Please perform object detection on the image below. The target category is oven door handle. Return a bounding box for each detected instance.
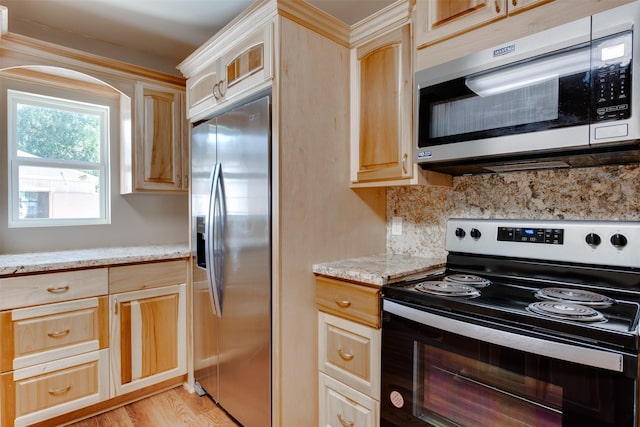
[383,299,625,372]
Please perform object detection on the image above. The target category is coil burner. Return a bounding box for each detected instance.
[415,281,481,298]
[444,274,492,288]
[527,301,606,323]
[535,287,615,308]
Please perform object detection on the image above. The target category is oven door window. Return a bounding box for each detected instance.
[381,310,636,427]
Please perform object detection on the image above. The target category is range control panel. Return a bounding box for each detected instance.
[446,219,640,268]
[497,227,564,245]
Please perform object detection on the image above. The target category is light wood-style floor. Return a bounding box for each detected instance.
[67,387,239,427]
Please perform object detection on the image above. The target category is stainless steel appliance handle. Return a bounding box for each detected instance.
[383,299,624,372]
[205,163,224,317]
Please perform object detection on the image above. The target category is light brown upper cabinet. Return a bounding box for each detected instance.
[415,0,553,48]
[121,82,188,193]
[350,5,451,188]
[352,25,412,185]
[185,22,272,121]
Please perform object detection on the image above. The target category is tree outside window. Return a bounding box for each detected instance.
[7,90,110,227]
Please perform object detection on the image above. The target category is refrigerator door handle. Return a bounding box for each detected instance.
[205,163,225,317]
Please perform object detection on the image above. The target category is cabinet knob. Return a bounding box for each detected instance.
[46,285,70,294]
[495,1,501,13]
[218,80,227,98]
[48,329,71,338]
[512,0,517,7]
[402,153,408,174]
[337,348,354,361]
[337,413,355,427]
[48,385,71,396]
[334,298,352,308]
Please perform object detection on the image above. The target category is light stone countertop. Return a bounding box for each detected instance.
[312,253,446,287]
[0,244,191,276]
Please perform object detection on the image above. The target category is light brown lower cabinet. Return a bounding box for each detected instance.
[0,259,188,427]
[316,277,381,427]
[1,350,110,427]
[109,283,187,396]
[319,373,378,427]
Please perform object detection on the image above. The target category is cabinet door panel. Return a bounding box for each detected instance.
[119,293,179,383]
[110,283,186,396]
[353,25,413,184]
[2,350,109,427]
[508,0,554,15]
[319,373,378,427]
[10,297,108,370]
[319,312,381,399]
[15,360,99,416]
[124,82,187,193]
[142,89,176,184]
[416,0,506,48]
[188,67,219,112]
[316,276,380,328]
[108,259,186,294]
[0,268,108,310]
[359,43,400,170]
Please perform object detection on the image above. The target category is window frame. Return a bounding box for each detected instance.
[7,89,111,227]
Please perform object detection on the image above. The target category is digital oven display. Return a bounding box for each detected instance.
[497,227,564,244]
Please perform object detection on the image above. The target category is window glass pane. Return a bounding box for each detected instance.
[18,165,101,219]
[15,103,101,162]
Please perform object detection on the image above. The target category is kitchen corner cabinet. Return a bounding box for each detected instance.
[186,21,273,121]
[316,276,381,427]
[350,8,451,188]
[109,261,187,396]
[0,269,110,427]
[121,82,189,194]
[415,0,553,49]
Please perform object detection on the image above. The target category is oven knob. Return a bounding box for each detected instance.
[470,228,481,239]
[455,227,466,238]
[610,233,628,249]
[585,233,601,247]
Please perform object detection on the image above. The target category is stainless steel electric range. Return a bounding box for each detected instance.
[381,218,640,427]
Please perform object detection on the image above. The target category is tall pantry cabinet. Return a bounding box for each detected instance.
[177,1,387,426]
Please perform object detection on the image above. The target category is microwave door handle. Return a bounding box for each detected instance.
[205,163,224,317]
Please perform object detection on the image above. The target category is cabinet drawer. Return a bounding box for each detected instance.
[1,297,109,372]
[319,373,378,427]
[319,312,380,399]
[0,268,108,310]
[109,259,187,293]
[316,276,380,328]
[1,349,109,427]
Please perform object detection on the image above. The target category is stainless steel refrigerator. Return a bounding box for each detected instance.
[191,94,271,427]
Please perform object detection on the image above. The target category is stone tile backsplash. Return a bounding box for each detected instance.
[387,164,640,259]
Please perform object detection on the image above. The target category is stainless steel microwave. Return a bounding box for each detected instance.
[415,2,640,175]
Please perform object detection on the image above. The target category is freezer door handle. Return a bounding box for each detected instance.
[205,163,226,317]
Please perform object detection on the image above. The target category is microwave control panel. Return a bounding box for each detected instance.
[592,31,633,122]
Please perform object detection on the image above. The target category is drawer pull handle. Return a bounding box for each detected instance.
[337,348,354,361]
[48,329,71,338]
[48,385,71,396]
[47,285,70,294]
[334,298,351,308]
[337,413,354,427]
